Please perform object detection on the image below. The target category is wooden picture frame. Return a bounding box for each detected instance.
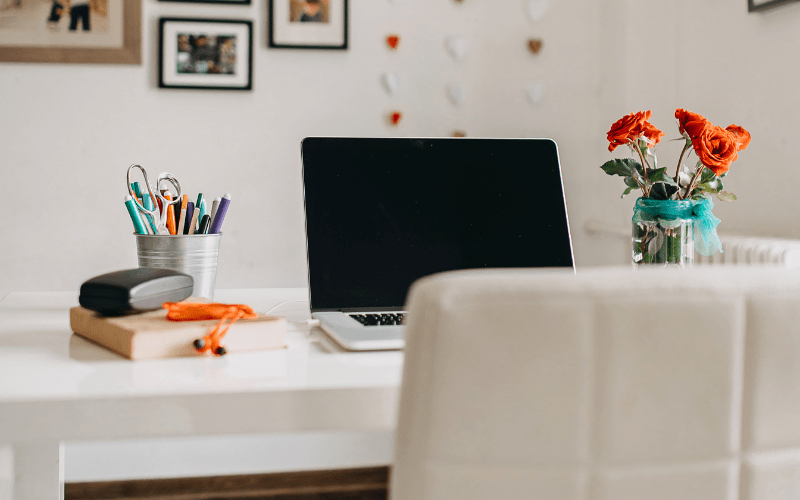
[748,0,799,11]
[0,0,141,64]
[158,17,253,91]
[268,0,348,50]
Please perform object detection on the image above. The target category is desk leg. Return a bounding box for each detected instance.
[13,442,64,500]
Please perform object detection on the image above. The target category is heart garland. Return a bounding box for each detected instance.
[381,72,400,95]
[526,0,549,22]
[444,36,469,61]
[386,35,400,50]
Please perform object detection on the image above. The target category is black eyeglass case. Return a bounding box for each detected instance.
[79,268,194,315]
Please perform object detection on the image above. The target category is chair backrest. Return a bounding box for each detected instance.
[391,266,800,500]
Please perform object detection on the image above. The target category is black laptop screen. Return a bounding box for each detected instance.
[302,138,573,311]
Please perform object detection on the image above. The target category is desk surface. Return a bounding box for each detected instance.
[0,289,404,442]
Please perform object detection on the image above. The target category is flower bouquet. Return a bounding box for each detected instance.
[601,109,751,266]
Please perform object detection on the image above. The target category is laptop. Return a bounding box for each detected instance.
[301,137,574,351]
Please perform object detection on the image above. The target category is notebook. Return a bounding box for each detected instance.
[301,137,574,351]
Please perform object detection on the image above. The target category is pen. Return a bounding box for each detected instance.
[188,206,200,235]
[198,214,211,234]
[184,201,195,235]
[124,195,148,235]
[199,197,208,221]
[210,197,221,227]
[164,190,177,235]
[209,193,231,234]
[177,195,188,235]
[141,189,159,234]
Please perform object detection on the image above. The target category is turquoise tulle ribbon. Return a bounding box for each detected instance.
[631,197,722,257]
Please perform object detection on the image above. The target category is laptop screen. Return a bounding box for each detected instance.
[302,137,573,311]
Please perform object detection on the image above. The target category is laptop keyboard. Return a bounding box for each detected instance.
[350,313,406,326]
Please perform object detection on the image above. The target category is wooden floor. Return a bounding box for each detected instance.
[64,466,390,500]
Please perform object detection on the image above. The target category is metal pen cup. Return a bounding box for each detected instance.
[134,233,221,300]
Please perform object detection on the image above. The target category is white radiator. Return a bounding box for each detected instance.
[695,236,800,267]
[585,221,800,268]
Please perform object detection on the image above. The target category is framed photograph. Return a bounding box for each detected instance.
[159,18,253,91]
[269,0,347,50]
[748,0,799,11]
[0,0,140,64]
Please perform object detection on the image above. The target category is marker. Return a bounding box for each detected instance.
[164,191,176,235]
[209,193,231,234]
[177,195,188,235]
[173,197,181,233]
[196,193,205,217]
[197,214,211,234]
[124,195,148,235]
[199,197,208,221]
[210,197,221,226]
[184,201,194,235]
[188,207,201,235]
[141,189,159,234]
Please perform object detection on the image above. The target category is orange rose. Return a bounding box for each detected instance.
[607,110,651,152]
[675,108,709,139]
[726,124,751,151]
[640,121,665,148]
[692,125,740,176]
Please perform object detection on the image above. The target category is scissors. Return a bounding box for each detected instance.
[126,164,182,235]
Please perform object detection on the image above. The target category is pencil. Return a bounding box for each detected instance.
[188,207,200,235]
[177,195,188,235]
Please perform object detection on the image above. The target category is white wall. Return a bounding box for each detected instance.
[609,0,800,241]
[0,0,608,300]
[3,0,800,482]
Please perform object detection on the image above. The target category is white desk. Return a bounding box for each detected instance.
[0,289,404,499]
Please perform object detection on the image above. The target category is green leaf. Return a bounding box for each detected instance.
[648,167,678,186]
[624,176,639,188]
[649,183,669,200]
[621,186,636,198]
[699,166,716,184]
[716,191,738,202]
[601,159,641,177]
[697,183,718,194]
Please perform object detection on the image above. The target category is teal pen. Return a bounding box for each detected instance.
[197,194,207,220]
[132,182,143,201]
[140,187,159,234]
[124,195,148,235]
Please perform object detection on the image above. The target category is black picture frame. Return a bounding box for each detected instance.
[268,0,348,50]
[158,17,253,91]
[748,0,799,11]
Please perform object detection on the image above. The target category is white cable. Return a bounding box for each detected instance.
[265,299,308,315]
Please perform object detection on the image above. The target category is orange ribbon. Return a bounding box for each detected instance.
[163,302,257,356]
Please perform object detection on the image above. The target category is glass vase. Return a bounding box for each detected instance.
[632,216,694,267]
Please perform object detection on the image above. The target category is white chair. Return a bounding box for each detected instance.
[391,266,800,500]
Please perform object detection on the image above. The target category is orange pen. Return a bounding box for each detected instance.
[164,192,177,235]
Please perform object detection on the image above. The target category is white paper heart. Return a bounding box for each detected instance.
[381,72,400,95]
[445,36,469,62]
[447,82,465,106]
[527,0,549,22]
[525,82,546,106]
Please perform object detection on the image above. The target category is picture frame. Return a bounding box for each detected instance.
[268,0,348,50]
[0,0,140,64]
[158,17,253,91]
[748,0,799,11]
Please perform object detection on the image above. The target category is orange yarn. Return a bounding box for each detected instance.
[163,302,257,356]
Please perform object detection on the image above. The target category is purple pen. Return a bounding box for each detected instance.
[184,201,194,235]
[209,193,230,234]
